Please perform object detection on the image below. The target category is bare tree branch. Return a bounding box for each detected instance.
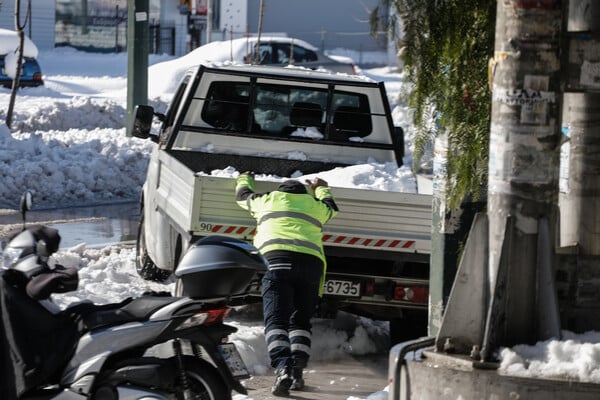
[6,0,29,128]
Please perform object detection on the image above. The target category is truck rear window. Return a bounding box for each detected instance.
[198,81,373,141]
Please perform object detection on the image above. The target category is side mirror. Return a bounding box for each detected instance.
[129,105,156,140]
[394,126,405,166]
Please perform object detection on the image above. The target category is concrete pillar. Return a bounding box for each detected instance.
[485,0,562,352]
[559,0,600,255]
[560,94,600,254]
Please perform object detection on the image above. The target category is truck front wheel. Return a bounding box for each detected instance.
[136,213,171,282]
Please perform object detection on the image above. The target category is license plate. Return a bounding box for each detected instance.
[324,279,361,297]
[219,343,250,379]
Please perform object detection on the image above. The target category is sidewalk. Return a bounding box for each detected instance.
[240,354,388,400]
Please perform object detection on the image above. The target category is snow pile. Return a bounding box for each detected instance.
[499,331,600,383]
[2,43,600,395]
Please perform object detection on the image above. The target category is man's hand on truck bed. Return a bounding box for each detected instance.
[306,177,328,190]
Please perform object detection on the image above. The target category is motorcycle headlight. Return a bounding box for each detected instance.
[1,230,38,271]
[2,245,25,270]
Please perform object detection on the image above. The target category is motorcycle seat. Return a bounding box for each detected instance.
[66,293,179,333]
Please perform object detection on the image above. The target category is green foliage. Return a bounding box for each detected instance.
[372,0,496,207]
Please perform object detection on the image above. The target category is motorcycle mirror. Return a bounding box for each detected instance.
[20,191,33,228]
[36,239,49,260]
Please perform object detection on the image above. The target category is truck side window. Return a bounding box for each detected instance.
[332,106,372,138]
[330,93,372,139]
[160,76,189,144]
[202,82,251,132]
[253,85,290,135]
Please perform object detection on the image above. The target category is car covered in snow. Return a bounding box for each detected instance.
[241,36,357,75]
[149,36,358,97]
[0,29,44,88]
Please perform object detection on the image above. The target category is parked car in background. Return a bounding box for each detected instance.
[0,28,44,88]
[148,35,359,97]
[243,37,357,75]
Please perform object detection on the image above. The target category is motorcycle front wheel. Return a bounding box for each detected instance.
[174,356,232,400]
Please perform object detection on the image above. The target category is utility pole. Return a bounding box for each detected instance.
[126,0,149,137]
[254,0,264,64]
[6,0,27,129]
[434,0,564,359]
[482,0,563,359]
[82,0,88,34]
[206,0,212,43]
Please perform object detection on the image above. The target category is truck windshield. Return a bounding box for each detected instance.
[198,81,373,141]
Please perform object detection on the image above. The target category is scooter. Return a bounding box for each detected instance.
[0,191,267,399]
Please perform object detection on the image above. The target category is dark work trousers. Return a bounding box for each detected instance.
[262,250,324,372]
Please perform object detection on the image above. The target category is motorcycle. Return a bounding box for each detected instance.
[0,191,267,399]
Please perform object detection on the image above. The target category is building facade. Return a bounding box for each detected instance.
[0,0,387,62]
[0,0,57,51]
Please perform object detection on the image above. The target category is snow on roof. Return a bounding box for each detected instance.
[0,28,38,58]
[198,63,374,83]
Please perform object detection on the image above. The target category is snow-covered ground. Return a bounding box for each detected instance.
[2,39,600,398]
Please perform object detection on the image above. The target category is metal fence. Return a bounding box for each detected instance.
[149,25,175,55]
[55,12,175,55]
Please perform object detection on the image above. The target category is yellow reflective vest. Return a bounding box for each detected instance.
[235,174,339,292]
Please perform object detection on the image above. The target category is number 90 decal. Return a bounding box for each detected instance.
[199,223,214,231]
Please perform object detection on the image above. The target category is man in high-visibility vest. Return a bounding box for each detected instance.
[235,172,339,397]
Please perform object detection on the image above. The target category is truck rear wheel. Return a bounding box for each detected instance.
[136,213,171,282]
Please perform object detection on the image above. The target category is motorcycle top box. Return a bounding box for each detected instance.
[175,235,267,299]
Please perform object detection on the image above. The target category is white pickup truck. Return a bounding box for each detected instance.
[130,64,432,341]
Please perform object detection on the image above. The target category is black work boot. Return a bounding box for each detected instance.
[271,367,293,397]
[290,367,305,390]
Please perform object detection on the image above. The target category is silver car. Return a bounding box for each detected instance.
[243,37,357,75]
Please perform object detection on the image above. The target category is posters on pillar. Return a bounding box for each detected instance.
[580,61,600,89]
[492,75,555,126]
[559,127,570,194]
[520,75,550,125]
